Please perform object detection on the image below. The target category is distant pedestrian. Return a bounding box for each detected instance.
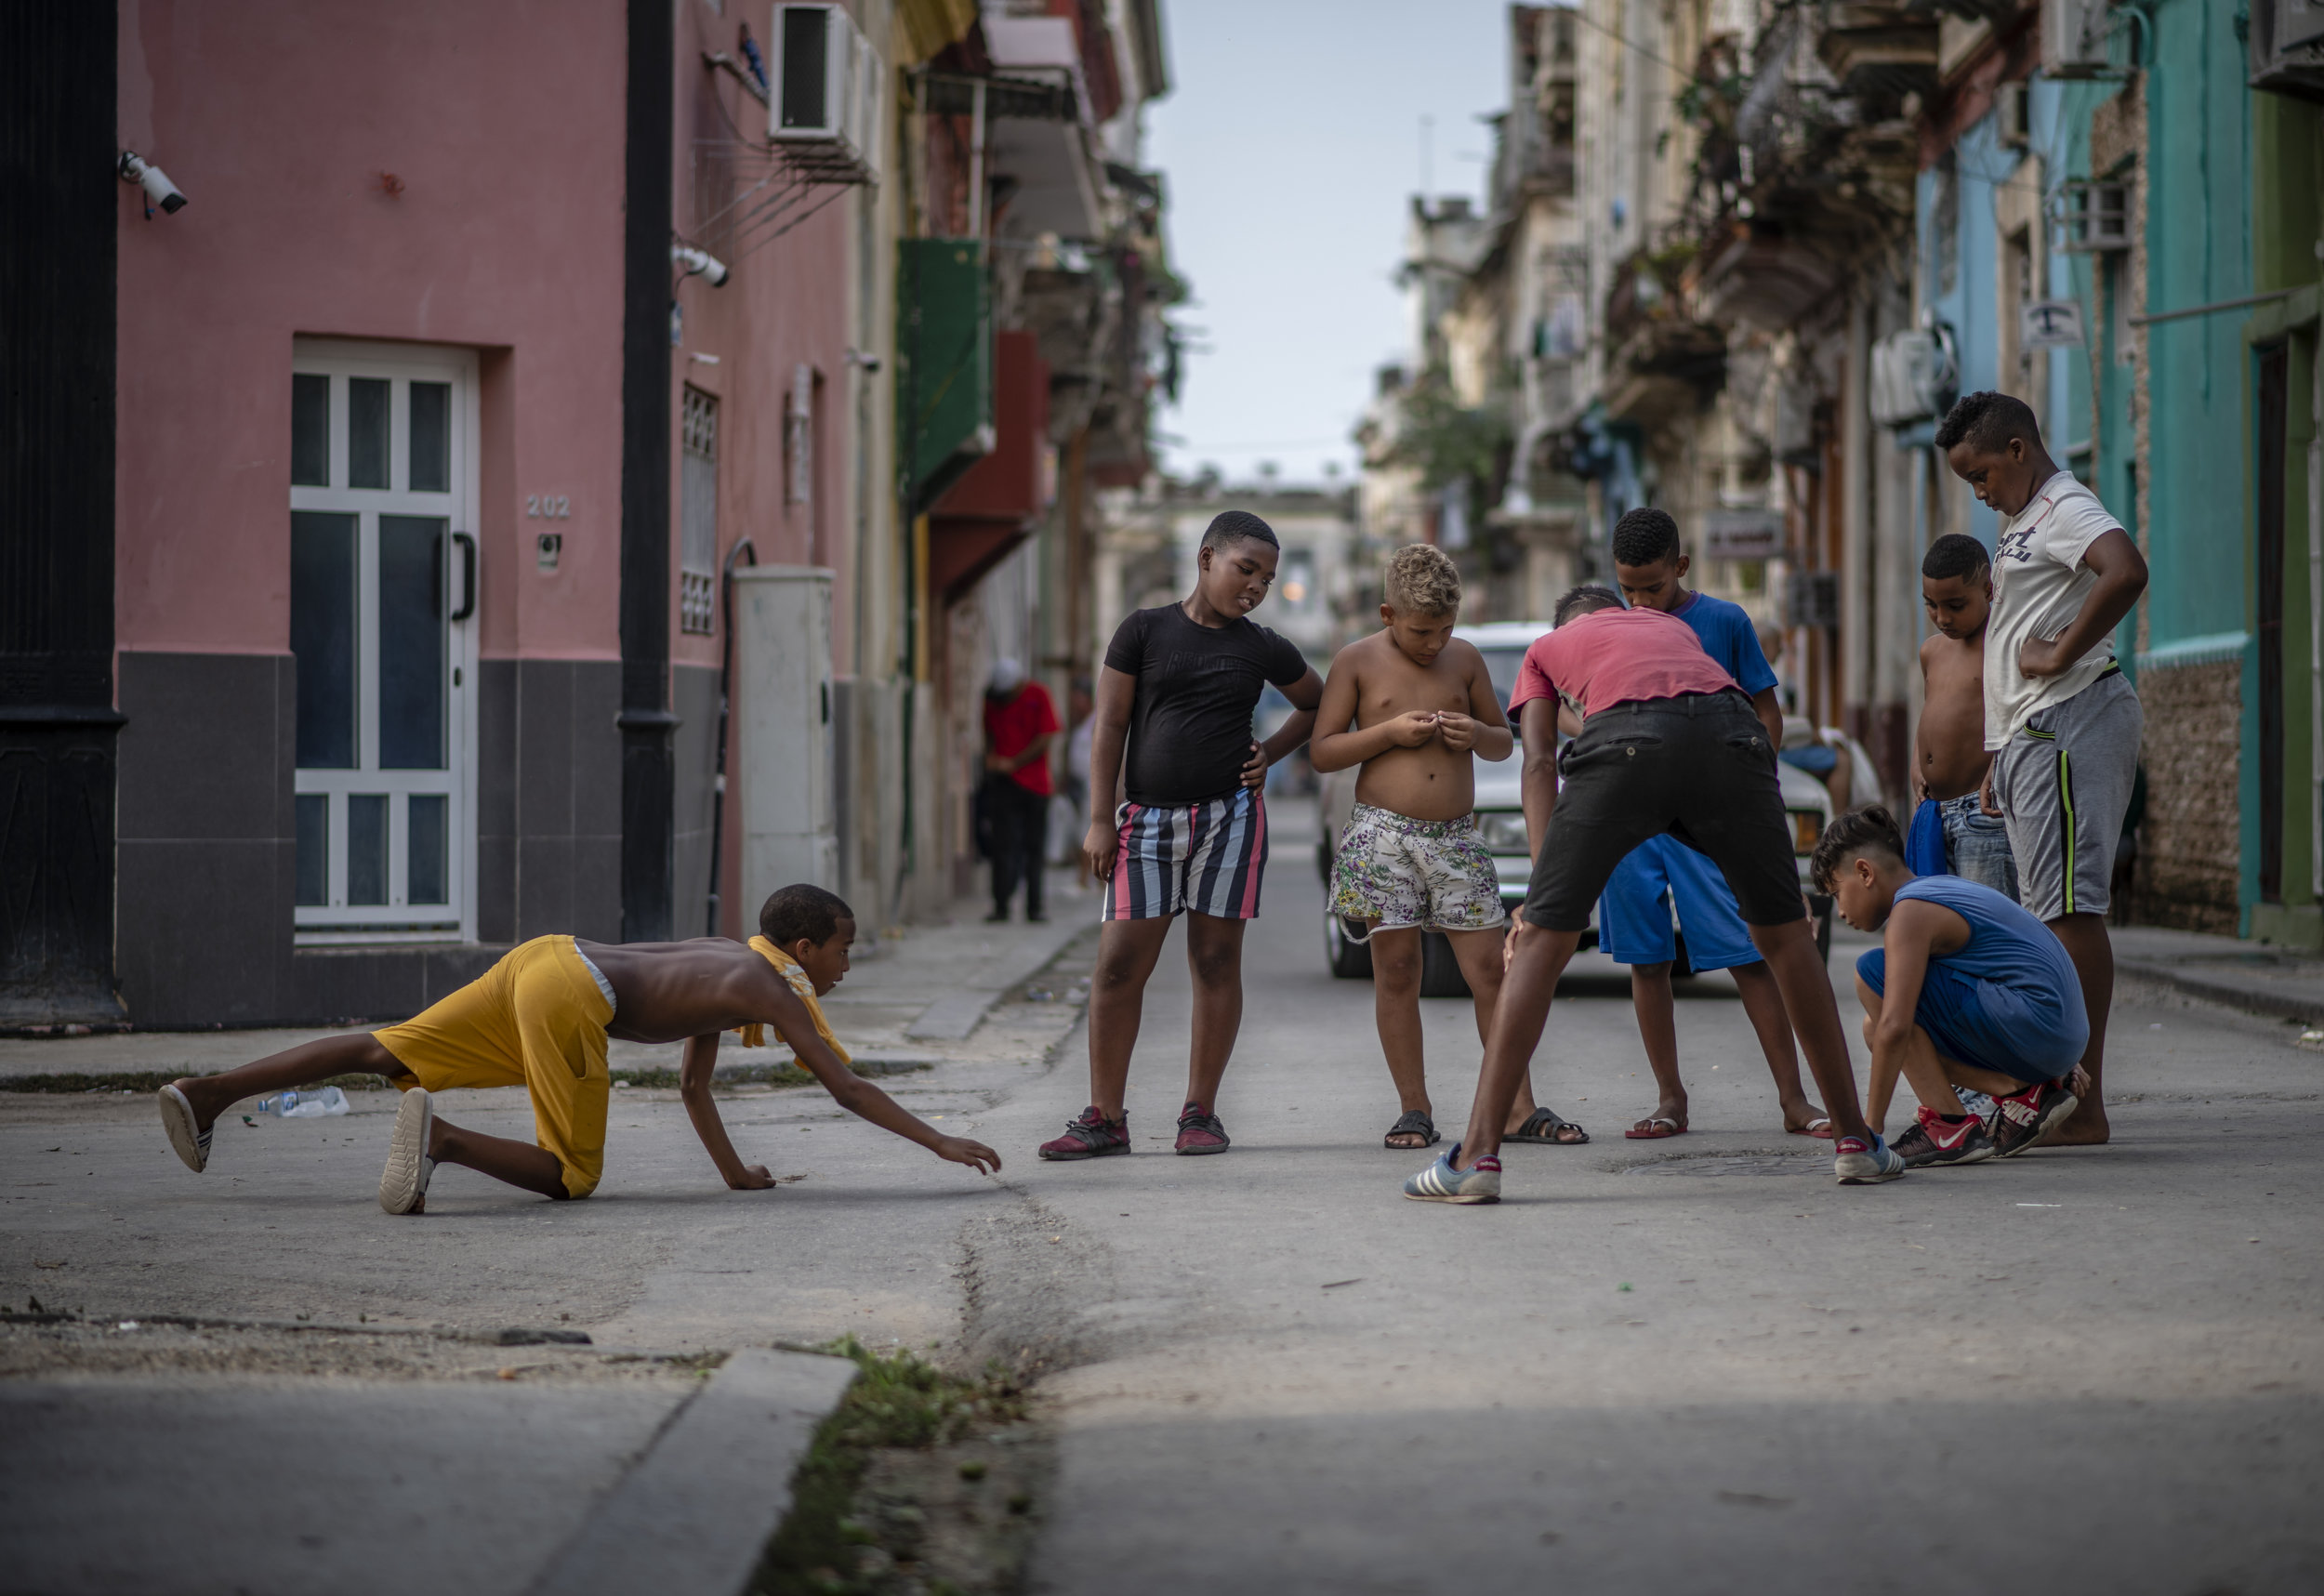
[1603,508,1831,1142]
[982,658,1059,923]
[1938,390,2149,1146]
[1816,807,2087,1167]
[1040,510,1324,1161]
[1402,584,1899,1204]
[155,886,999,1210]
[1910,532,2019,899]
[1311,544,1584,1153]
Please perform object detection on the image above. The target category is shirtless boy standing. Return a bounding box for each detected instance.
[1312,545,1582,1151]
[1912,533,2018,899]
[155,884,1000,1212]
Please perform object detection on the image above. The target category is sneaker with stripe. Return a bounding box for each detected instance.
[1833,1132,1908,1184]
[1174,1101,1231,1154]
[1403,1143,1500,1204]
[1987,1079,2079,1157]
[1038,1106,1131,1161]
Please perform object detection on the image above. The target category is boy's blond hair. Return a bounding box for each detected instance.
[1383,543,1461,616]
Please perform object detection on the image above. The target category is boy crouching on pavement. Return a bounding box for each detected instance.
[156,884,1000,1212]
[1311,544,1584,1152]
[1816,808,2086,1167]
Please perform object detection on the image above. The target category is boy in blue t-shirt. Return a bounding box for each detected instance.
[1813,806,2087,1167]
[1604,509,1829,1140]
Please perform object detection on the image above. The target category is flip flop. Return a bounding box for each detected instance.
[1789,1116,1835,1140]
[1623,1115,1686,1141]
[1383,1109,1439,1150]
[1507,1107,1590,1145]
[157,1084,211,1173]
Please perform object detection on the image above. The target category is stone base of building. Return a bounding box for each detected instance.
[2132,657,2240,933]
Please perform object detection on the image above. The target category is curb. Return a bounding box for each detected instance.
[905,917,1088,1042]
[526,1346,857,1596]
[2116,959,2324,1026]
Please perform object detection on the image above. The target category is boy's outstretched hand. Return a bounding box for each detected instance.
[935,1135,1003,1174]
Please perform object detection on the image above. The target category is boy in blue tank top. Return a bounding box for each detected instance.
[1812,807,2088,1167]
[1603,508,1830,1141]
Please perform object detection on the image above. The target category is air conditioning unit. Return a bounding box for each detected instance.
[770,3,883,184]
[1869,327,1958,427]
[2042,0,2113,77]
[2057,181,2131,252]
[2250,0,2324,98]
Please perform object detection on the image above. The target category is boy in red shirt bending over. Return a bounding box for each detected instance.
[1402,586,1903,1203]
[983,657,1060,923]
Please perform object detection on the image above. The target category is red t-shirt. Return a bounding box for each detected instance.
[1507,606,1737,721]
[984,681,1060,795]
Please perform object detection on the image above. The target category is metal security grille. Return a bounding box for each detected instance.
[680,386,719,635]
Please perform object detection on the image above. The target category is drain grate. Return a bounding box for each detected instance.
[1625,1154,1818,1178]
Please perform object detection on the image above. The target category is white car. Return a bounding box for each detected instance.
[1317,620,1836,994]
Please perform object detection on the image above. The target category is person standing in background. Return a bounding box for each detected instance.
[983,658,1059,924]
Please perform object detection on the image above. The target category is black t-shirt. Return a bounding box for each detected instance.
[1103,604,1310,806]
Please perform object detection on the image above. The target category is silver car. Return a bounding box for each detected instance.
[1317,620,1836,994]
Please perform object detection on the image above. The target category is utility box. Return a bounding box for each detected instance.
[733,566,838,905]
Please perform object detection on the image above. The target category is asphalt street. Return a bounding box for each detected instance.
[3,799,2320,1594]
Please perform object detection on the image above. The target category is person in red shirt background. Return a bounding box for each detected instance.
[983,657,1060,923]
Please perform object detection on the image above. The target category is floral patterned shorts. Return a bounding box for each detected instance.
[1330,803,1508,937]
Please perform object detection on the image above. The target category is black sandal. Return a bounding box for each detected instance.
[1507,1107,1590,1145]
[1383,1109,1439,1150]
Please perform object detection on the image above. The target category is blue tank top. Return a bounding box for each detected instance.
[1895,873,2088,1057]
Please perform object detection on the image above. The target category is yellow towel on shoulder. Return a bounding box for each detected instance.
[735,935,852,1066]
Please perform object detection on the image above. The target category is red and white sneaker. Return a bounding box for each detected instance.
[1987,1079,2079,1158]
[1890,1105,1997,1168]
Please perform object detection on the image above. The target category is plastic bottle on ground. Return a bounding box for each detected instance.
[255,1086,350,1118]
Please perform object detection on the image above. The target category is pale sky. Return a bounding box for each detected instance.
[1142,0,1513,487]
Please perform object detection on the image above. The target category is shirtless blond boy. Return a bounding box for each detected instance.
[1912,534,2018,899]
[156,884,999,1213]
[1311,545,1582,1151]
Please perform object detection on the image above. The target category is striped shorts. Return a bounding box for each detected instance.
[1103,788,1269,921]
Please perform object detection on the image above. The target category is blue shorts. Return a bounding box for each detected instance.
[1855,947,2079,1084]
[1780,744,1839,776]
[1597,835,1763,971]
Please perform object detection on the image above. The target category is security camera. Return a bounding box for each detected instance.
[671,244,729,286]
[118,151,187,214]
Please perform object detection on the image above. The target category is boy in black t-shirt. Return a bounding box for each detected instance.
[1039,511,1325,1160]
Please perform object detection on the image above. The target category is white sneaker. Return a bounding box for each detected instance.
[1403,1143,1502,1204]
[378,1088,436,1214]
[1833,1132,1908,1185]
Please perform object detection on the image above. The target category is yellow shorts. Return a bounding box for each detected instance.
[374,935,614,1198]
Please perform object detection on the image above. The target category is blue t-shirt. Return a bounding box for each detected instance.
[1860,874,2090,1073]
[1668,590,1777,696]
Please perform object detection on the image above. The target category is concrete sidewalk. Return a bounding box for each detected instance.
[2112,923,2324,1027]
[0,891,1097,1596]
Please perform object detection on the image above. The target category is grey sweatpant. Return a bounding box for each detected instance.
[1991,667,2141,922]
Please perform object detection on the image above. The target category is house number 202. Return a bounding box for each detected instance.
[527,495,572,519]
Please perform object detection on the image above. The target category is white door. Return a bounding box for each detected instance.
[288,339,480,943]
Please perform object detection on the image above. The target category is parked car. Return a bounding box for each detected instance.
[1317,621,1835,995]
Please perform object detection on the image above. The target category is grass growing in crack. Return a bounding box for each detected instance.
[756,1337,1029,1595]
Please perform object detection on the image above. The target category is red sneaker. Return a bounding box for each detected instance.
[1987,1079,2079,1158]
[1174,1101,1231,1155]
[1038,1106,1130,1161]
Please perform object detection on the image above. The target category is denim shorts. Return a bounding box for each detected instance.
[1939,793,2019,903]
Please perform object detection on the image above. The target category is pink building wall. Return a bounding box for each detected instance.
[112,0,630,668]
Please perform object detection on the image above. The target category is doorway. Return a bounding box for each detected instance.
[289,340,479,942]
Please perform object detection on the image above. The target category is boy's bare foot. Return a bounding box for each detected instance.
[2042,1101,2110,1145]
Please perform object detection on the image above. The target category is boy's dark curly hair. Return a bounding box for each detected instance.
[1810,805,1907,894]
[1610,507,1682,568]
[1934,389,2042,455]
[1921,532,1991,582]
[759,883,854,947]
[1553,583,1624,627]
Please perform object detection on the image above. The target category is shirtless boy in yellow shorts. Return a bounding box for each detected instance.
[1311,544,1584,1151]
[156,884,1000,1213]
